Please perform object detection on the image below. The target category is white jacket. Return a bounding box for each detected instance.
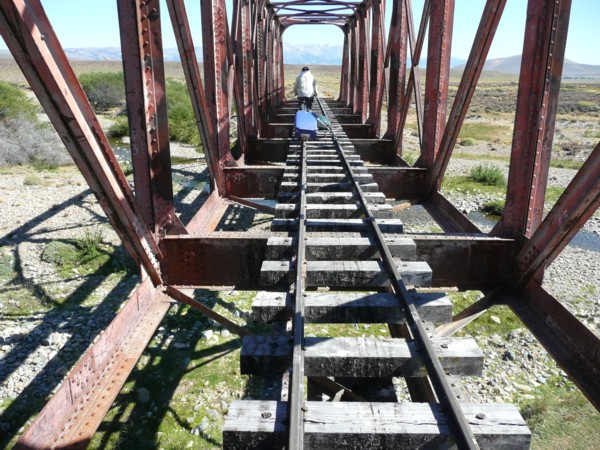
[293,70,318,97]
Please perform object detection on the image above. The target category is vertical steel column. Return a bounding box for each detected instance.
[384,0,407,142]
[516,141,600,284]
[0,0,161,283]
[493,0,572,239]
[398,0,429,150]
[339,26,350,104]
[233,0,256,140]
[367,0,386,136]
[202,0,237,175]
[420,0,454,168]
[167,0,219,190]
[256,10,268,129]
[356,6,370,123]
[267,14,277,114]
[428,0,507,191]
[117,0,182,236]
[349,19,358,111]
[277,24,285,104]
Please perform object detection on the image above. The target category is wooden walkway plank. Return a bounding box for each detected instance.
[251,291,452,324]
[223,401,531,449]
[241,335,483,377]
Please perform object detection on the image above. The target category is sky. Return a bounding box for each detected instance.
[0,0,599,65]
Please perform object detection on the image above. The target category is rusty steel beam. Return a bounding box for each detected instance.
[356,6,370,123]
[396,0,428,151]
[202,0,237,175]
[118,0,184,236]
[233,0,257,140]
[339,26,350,103]
[16,277,172,449]
[493,0,572,239]
[428,0,507,192]
[349,18,358,111]
[508,280,600,411]
[166,286,252,336]
[0,0,162,284]
[366,0,386,136]
[516,141,600,285]
[166,0,220,190]
[384,0,407,141]
[420,0,454,168]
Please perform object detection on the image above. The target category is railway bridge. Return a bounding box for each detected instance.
[0,0,598,448]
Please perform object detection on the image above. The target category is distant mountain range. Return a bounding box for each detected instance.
[2,46,599,78]
[456,54,600,79]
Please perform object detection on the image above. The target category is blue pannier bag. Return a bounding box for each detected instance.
[294,110,318,140]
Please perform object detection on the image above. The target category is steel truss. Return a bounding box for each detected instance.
[0,0,597,447]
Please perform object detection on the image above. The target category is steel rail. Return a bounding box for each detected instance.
[288,137,308,449]
[316,96,480,450]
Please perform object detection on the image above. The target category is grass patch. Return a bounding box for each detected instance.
[41,230,132,279]
[469,164,506,186]
[458,138,476,146]
[549,158,584,170]
[108,116,129,138]
[450,291,522,337]
[23,172,45,186]
[521,381,600,450]
[0,250,14,279]
[458,122,512,143]
[583,129,600,139]
[401,150,418,165]
[453,152,509,163]
[442,175,506,196]
[481,199,505,216]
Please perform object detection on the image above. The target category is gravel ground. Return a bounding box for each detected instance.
[0,142,599,441]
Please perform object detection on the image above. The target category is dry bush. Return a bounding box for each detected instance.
[0,119,70,168]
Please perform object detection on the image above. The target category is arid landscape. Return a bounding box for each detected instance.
[0,58,599,448]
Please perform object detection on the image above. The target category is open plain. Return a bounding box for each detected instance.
[0,60,599,448]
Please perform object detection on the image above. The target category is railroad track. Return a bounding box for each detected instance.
[223,99,530,449]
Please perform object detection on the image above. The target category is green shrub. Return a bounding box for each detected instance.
[42,241,79,268]
[166,80,201,146]
[469,164,505,186]
[108,116,129,138]
[23,173,44,186]
[574,101,598,112]
[481,199,505,216]
[79,72,125,111]
[0,81,37,121]
[459,138,476,146]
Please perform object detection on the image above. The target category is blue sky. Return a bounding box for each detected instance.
[1,0,599,65]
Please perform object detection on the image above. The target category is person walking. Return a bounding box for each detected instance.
[292,66,319,111]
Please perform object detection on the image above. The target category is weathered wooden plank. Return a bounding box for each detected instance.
[274,204,392,219]
[283,165,368,174]
[265,236,416,260]
[310,260,430,287]
[277,191,386,204]
[283,173,373,183]
[270,218,403,233]
[285,159,364,167]
[223,401,531,449]
[252,291,452,324]
[240,336,483,377]
[262,259,429,287]
[279,181,379,193]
